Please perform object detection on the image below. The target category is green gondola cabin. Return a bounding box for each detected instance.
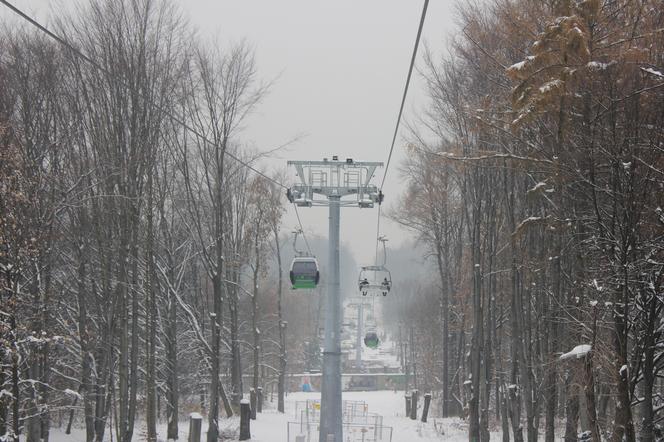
[289,257,320,289]
[364,332,379,349]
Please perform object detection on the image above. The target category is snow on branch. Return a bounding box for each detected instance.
[506,56,536,79]
[641,67,664,79]
[560,344,592,361]
[64,388,83,400]
[427,150,554,165]
[512,216,550,238]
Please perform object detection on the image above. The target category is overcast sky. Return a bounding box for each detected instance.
[2,0,458,265]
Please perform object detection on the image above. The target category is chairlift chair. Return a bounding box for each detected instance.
[358,265,392,296]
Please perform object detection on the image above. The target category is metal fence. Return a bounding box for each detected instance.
[293,400,368,420]
[286,421,393,442]
[299,409,384,428]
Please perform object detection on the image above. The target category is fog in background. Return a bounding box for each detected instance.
[1,0,458,265]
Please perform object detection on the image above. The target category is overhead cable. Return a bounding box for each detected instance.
[380,0,429,190]
[375,0,429,261]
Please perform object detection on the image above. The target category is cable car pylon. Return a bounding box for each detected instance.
[287,157,383,442]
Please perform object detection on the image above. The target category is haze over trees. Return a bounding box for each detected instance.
[1,0,663,441]
[0,4,361,440]
[0,0,325,440]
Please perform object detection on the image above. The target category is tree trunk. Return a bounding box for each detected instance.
[76,240,95,442]
[118,234,130,442]
[27,274,43,442]
[546,238,561,442]
[252,233,261,397]
[640,289,658,442]
[611,280,635,442]
[207,270,223,442]
[501,384,510,442]
[506,170,524,442]
[25,378,40,439]
[583,355,600,442]
[275,227,286,413]
[564,372,579,442]
[230,269,243,406]
[146,170,157,442]
[11,310,20,442]
[166,256,179,440]
[480,202,496,442]
[507,385,523,442]
[468,193,483,442]
[127,229,141,442]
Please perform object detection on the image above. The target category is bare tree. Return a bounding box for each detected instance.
[178,39,265,440]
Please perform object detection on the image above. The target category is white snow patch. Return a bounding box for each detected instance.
[528,181,547,193]
[539,79,563,94]
[46,390,531,442]
[514,216,545,233]
[27,335,46,344]
[189,412,203,419]
[508,56,535,72]
[560,344,592,361]
[642,67,664,78]
[592,279,603,292]
[570,26,584,37]
[587,61,615,71]
[64,389,82,400]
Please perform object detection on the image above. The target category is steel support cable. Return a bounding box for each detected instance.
[379,0,429,192]
[293,204,313,256]
[374,204,382,265]
[375,0,429,259]
[2,0,319,257]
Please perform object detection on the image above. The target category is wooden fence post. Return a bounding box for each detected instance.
[257,386,263,413]
[405,393,412,416]
[410,389,419,420]
[188,412,202,442]
[250,388,257,420]
[239,399,251,440]
[421,393,432,422]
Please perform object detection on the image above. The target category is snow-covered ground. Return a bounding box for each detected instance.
[251,390,500,442]
[51,390,499,441]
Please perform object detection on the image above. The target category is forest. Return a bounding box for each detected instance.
[387,0,664,441]
[1,0,663,441]
[0,0,322,440]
